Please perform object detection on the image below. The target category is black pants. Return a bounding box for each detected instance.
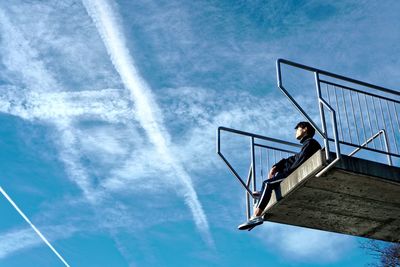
[256,172,287,211]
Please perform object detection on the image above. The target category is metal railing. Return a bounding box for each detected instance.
[217,126,298,219]
[277,59,400,171]
[217,59,399,219]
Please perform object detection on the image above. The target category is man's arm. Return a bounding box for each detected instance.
[268,166,277,179]
[270,154,296,179]
[273,155,295,171]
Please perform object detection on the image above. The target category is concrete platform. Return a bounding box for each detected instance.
[263,150,400,242]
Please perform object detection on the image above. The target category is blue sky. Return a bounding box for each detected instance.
[0,0,399,266]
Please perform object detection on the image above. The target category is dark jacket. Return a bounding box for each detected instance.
[273,136,321,177]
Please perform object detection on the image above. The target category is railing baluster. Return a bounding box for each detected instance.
[394,102,400,130]
[326,84,332,104]
[251,137,256,198]
[334,86,344,141]
[372,97,384,150]
[350,91,361,145]
[326,84,333,134]
[378,98,390,153]
[260,147,263,180]
[364,94,376,149]
[393,103,400,152]
[341,88,352,143]
[357,92,368,143]
[386,100,399,154]
[273,150,276,167]
[266,149,271,178]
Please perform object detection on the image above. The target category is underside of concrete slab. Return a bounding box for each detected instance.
[263,150,400,242]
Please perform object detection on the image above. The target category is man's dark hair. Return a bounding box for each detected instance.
[295,121,315,137]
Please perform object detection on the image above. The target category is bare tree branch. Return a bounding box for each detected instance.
[361,240,400,267]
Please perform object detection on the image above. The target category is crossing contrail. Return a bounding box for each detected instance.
[82,0,212,243]
[0,186,70,267]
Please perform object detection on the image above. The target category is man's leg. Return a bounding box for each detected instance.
[255,172,286,215]
[238,173,286,230]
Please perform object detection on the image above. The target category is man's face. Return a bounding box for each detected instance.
[295,126,307,140]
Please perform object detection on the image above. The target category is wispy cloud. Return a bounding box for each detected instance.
[0,228,41,259]
[0,8,59,91]
[0,86,131,122]
[1,1,120,91]
[81,0,212,244]
[0,221,79,261]
[158,86,305,172]
[259,223,354,263]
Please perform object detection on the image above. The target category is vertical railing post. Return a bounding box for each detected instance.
[245,167,253,220]
[381,129,393,166]
[251,137,256,204]
[245,191,250,220]
[216,128,221,154]
[315,72,330,160]
[330,106,341,158]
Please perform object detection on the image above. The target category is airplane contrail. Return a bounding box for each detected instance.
[82,0,212,243]
[0,186,70,267]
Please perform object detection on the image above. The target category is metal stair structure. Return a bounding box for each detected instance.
[217,59,400,242]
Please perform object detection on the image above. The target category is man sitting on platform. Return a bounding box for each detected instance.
[238,121,321,230]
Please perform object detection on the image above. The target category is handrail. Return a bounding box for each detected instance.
[277,59,400,96]
[217,126,298,219]
[326,138,399,158]
[217,59,399,220]
[276,58,400,173]
[217,127,301,148]
[217,127,301,194]
[348,129,392,165]
[276,61,325,138]
[319,79,400,104]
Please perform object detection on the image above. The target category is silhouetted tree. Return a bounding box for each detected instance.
[361,240,400,267]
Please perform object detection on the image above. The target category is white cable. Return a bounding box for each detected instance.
[0,186,70,267]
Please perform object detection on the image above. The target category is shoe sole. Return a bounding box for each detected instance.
[237,219,263,230]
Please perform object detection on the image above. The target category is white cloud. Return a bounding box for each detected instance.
[0,228,42,259]
[0,223,78,260]
[259,223,354,263]
[0,8,60,91]
[76,124,134,159]
[158,86,304,173]
[0,86,132,122]
[1,1,120,91]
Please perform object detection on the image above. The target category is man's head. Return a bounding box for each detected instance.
[294,121,315,140]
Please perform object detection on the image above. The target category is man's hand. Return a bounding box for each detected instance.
[268,166,277,179]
